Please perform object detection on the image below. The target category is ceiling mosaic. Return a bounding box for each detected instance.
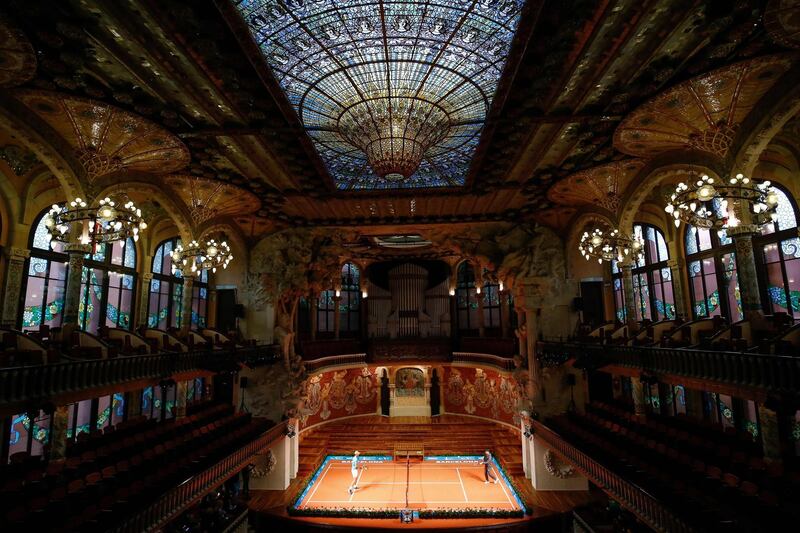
[0,15,36,88]
[547,159,646,215]
[765,0,800,49]
[14,91,190,181]
[235,0,525,191]
[164,174,262,226]
[613,55,794,160]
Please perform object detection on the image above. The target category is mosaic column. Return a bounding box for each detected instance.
[310,296,318,341]
[757,404,782,461]
[631,377,646,417]
[137,272,153,328]
[2,247,30,327]
[727,225,762,317]
[62,243,91,326]
[175,380,188,419]
[127,389,142,418]
[333,294,341,339]
[49,404,70,461]
[667,258,687,320]
[620,262,636,324]
[180,276,194,330]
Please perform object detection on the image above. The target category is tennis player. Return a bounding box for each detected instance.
[482,450,499,484]
[348,450,362,495]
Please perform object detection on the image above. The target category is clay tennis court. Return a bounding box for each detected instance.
[293,455,524,513]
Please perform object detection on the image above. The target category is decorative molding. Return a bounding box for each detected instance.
[543,449,576,479]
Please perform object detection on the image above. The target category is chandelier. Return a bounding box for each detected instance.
[43,196,147,249]
[169,238,232,276]
[579,226,643,264]
[665,173,779,229]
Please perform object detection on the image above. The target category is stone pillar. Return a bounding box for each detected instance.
[175,380,188,419]
[2,247,30,327]
[667,258,688,320]
[477,286,486,337]
[137,273,153,328]
[521,416,532,479]
[333,294,341,339]
[288,418,299,479]
[758,404,782,461]
[500,290,511,338]
[727,225,762,317]
[180,277,194,330]
[631,376,646,417]
[310,296,318,341]
[49,404,70,461]
[621,262,636,327]
[522,281,546,406]
[62,244,91,326]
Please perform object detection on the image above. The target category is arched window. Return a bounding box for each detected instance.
[482,268,502,331]
[456,262,479,332]
[756,185,800,317]
[612,224,675,322]
[22,207,137,333]
[685,201,742,321]
[340,263,360,334]
[148,238,209,329]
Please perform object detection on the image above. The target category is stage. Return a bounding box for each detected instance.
[291,455,525,517]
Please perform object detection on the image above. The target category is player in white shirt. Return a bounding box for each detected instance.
[348,450,362,495]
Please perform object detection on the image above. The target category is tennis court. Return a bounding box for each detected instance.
[292,455,524,513]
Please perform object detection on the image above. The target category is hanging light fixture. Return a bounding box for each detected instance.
[579,225,644,264]
[169,237,232,276]
[664,173,779,229]
[43,196,147,250]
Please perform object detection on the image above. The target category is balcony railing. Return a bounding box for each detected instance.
[304,353,367,371]
[452,352,515,370]
[537,341,800,393]
[110,420,288,533]
[531,420,693,533]
[0,344,278,408]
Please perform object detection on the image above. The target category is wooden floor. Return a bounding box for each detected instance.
[248,414,596,529]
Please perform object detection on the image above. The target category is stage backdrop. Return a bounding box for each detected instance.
[443,366,523,427]
[300,366,379,430]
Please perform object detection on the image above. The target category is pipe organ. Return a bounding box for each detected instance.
[367,263,450,338]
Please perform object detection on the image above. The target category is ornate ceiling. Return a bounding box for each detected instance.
[547,159,646,215]
[0,0,797,242]
[235,0,524,191]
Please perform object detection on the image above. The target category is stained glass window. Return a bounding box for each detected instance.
[317,289,336,333]
[456,262,479,332]
[482,268,502,330]
[148,237,209,329]
[22,210,136,333]
[340,263,361,334]
[686,218,741,321]
[611,224,674,321]
[757,185,800,317]
[235,0,525,190]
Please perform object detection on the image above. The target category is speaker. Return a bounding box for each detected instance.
[240,376,248,389]
[234,303,245,318]
[572,297,584,311]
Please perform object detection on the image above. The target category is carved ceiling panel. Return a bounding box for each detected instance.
[164,174,261,226]
[0,15,36,88]
[547,159,646,214]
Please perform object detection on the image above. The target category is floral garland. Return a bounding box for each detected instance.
[543,450,575,479]
[251,450,277,478]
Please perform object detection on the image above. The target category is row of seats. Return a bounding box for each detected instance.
[2,403,269,532]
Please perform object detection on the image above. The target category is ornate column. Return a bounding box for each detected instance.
[727,225,763,317]
[137,272,153,328]
[175,380,188,419]
[500,289,511,338]
[180,276,194,330]
[476,285,486,337]
[620,262,636,327]
[757,403,783,461]
[310,296,318,341]
[631,376,646,417]
[521,280,548,406]
[2,247,30,327]
[49,404,70,461]
[62,243,91,326]
[667,259,688,320]
[333,294,341,339]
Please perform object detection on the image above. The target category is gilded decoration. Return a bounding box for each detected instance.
[765,0,800,49]
[614,55,793,159]
[547,160,646,214]
[13,91,190,180]
[164,174,261,226]
[0,16,36,88]
[0,144,39,176]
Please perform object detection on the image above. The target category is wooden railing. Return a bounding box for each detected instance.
[111,420,288,533]
[537,341,800,393]
[0,344,278,407]
[452,352,515,370]
[304,353,367,371]
[531,420,693,533]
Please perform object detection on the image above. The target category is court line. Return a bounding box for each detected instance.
[307,500,515,504]
[496,473,515,508]
[303,461,332,508]
[351,481,461,485]
[455,468,469,502]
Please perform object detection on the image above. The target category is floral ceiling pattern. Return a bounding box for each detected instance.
[236,0,525,190]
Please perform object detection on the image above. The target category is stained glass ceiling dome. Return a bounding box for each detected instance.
[236,0,525,190]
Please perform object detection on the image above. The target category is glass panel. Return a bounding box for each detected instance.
[97,395,111,431]
[142,387,154,418]
[78,267,105,334]
[674,385,687,415]
[111,392,125,426]
[685,226,699,255]
[762,187,797,235]
[8,412,30,459]
[613,277,626,322]
[124,237,136,268]
[74,399,93,437]
[110,240,125,266]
